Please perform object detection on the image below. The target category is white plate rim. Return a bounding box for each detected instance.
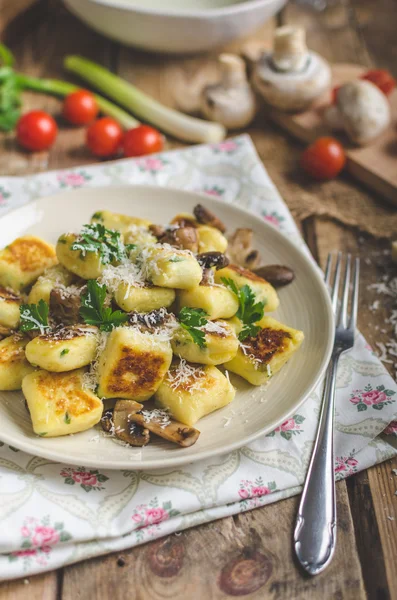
[0,185,334,469]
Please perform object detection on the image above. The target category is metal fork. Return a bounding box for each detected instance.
[293,253,360,575]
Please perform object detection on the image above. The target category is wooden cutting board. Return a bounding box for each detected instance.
[267,63,397,207]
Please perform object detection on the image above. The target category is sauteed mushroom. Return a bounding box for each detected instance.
[129,409,200,447]
[227,228,260,269]
[106,400,150,446]
[253,265,295,287]
[193,204,226,233]
[197,252,229,270]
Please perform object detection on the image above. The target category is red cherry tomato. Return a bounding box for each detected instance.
[16,110,57,152]
[360,69,396,96]
[122,125,164,157]
[86,117,123,158]
[301,137,346,181]
[62,90,99,125]
[331,85,341,104]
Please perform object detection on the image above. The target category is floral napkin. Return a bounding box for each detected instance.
[0,135,396,581]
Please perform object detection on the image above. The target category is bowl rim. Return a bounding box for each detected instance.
[86,0,282,18]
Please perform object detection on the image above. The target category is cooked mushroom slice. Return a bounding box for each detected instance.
[112,400,150,446]
[101,408,114,433]
[160,226,199,253]
[197,252,229,270]
[253,265,295,287]
[193,204,226,233]
[149,224,167,239]
[227,228,261,269]
[50,283,87,325]
[129,409,200,448]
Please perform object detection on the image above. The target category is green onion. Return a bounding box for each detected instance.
[16,74,139,129]
[64,55,226,144]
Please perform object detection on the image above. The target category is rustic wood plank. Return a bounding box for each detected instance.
[0,571,58,599]
[61,482,365,600]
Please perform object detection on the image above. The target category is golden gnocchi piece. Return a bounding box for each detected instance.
[155,361,235,426]
[91,209,152,233]
[124,225,157,247]
[142,245,202,290]
[0,236,57,291]
[0,286,22,329]
[197,225,228,253]
[215,264,279,312]
[114,283,175,313]
[22,368,103,437]
[0,334,36,390]
[28,265,75,305]
[224,316,304,385]
[178,283,239,320]
[56,233,104,280]
[25,325,98,372]
[97,327,172,401]
[171,320,239,365]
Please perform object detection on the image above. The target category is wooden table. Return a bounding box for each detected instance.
[1,0,397,598]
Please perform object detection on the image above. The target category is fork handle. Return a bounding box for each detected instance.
[293,352,339,575]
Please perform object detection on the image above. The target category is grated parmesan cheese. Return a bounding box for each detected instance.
[82,331,109,392]
[140,408,171,429]
[100,262,145,295]
[167,358,205,394]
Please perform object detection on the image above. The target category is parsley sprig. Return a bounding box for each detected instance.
[20,300,50,334]
[178,307,208,348]
[80,280,129,332]
[71,223,134,265]
[221,278,265,341]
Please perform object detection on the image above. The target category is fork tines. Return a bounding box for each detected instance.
[324,253,360,331]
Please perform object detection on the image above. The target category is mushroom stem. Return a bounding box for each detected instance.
[219,54,247,86]
[272,26,308,73]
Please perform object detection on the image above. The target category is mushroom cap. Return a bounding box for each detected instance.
[201,82,256,130]
[336,80,390,146]
[252,51,331,112]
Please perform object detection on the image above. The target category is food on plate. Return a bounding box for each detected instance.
[16,110,58,151]
[224,316,304,385]
[201,54,256,130]
[0,204,303,449]
[62,89,99,125]
[253,265,295,288]
[0,235,57,291]
[155,360,235,426]
[23,368,103,437]
[0,333,36,390]
[0,287,22,329]
[300,137,346,181]
[252,26,331,112]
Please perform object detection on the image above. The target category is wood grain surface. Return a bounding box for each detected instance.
[1,0,397,598]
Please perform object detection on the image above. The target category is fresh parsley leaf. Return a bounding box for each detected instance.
[60,348,70,357]
[169,256,184,263]
[64,412,71,424]
[178,307,208,348]
[80,280,129,332]
[221,278,266,341]
[20,300,50,334]
[71,223,130,265]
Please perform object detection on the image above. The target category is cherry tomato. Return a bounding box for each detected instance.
[301,137,346,181]
[122,125,164,157]
[16,110,57,152]
[331,85,341,104]
[360,69,396,96]
[62,90,99,125]
[86,117,123,158]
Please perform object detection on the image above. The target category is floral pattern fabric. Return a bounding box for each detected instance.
[0,135,396,581]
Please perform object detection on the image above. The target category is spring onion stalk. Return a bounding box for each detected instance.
[64,55,226,144]
[15,74,139,129]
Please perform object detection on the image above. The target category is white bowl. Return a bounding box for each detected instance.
[63,0,287,54]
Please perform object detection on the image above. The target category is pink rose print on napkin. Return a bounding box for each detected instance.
[202,185,225,197]
[57,171,92,188]
[266,414,305,440]
[211,140,240,154]
[131,498,179,542]
[8,517,72,569]
[238,478,277,510]
[60,467,109,492]
[350,384,395,411]
[262,210,285,229]
[384,420,397,436]
[335,452,358,480]
[136,157,167,173]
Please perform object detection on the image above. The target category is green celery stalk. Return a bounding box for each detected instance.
[64,55,226,144]
[16,74,139,129]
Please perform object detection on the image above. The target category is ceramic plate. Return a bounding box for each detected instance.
[0,185,334,469]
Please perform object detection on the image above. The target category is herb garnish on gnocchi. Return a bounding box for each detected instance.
[0,205,303,448]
